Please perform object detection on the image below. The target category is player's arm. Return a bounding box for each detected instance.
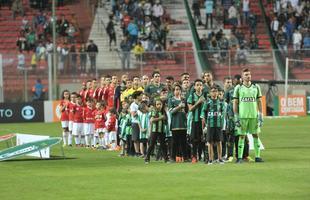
[200,102,207,128]
[188,96,204,112]
[257,85,263,126]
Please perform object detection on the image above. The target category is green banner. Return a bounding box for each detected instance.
[0,137,61,161]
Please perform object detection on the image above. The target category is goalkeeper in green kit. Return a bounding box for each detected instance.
[233,68,264,163]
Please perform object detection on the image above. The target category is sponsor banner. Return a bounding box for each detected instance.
[0,102,44,123]
[261,96,267,117]
[0,134,16,142]
[0,137,62,161]
[53,100,61,122]
[279,95,307,116]
[44,100,61,123]
[16,134,50,158]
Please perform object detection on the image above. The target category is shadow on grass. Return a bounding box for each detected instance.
[2,156,77,162]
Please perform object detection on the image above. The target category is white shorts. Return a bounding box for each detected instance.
[84,123,95,135]
[72,123,84,136]
[69,121,74,131]
[95,128,106,137]
[109,131,116,141]
[61,121,69,128]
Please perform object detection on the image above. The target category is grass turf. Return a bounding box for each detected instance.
[0,117,309,200]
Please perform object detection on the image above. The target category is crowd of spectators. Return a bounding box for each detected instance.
[11,1,101,75]
[109,0,171,69]
[192,0,260,66]
[269,0,310,58]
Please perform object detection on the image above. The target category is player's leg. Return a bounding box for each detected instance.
[207,142,214,164]
[249,118,263,162]
[158,132,168,162]
[61,121,69,146]
[68,121,73,146]
[236,119,248,163]
[217,128,224,163]
[90,124,95,148]
[145,132,158,163]
[72,122,80,146]
[78,123,85,147]
[84,123,90,147]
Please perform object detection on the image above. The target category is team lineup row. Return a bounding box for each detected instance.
[59,69,264,164]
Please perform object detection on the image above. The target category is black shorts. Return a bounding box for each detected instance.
[139,138,148,143]
[206,127,223,143]
[191,121,203,142]
[131,123,140,142]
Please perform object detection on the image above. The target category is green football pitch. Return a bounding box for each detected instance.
[0,117,309,200]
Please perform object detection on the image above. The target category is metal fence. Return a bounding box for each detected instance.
[0,49,309,102]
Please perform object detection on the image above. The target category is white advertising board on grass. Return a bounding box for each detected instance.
[16,134,50,158]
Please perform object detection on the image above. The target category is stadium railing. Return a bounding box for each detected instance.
[0,49,309,102]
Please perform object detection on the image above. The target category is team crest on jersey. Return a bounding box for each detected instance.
[241,97,256,102]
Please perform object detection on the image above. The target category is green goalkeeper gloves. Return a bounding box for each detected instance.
[234,114,241,127]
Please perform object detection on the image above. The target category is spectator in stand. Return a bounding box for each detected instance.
[127,18,139,47]
[57,15,69,37]
[106,15,117,51]
[276,29,288,55]
[79,44,87,75]
[36,42,46,62]
[58,44,69,74]
[235,28,246,46]
[153,41,164,59]
[249,33,259,50]
[32,79,46,101]
[166,40,175,59]
[204,0,214,29]
[133,41,144,62]
[17,50,25,69]
[69,45,77,75]
[66,23,76,44]
[143,0,152,18]
[303,32,310,56]
[236,45,248,66]
[285,17,295,44]
[228,3,238,27]
[229,33,239,47]
[222,0,233,24]
[242,0,250,25]
[152,0,164,27]
[120,36,131,70]
[121,11,131,35]
[16,32,27,51]
[192,0,203,26]
[144,16,153,36]
[148,24,161,51]
[21,16,30,33]
[87,40,98,74]
[200,34,208,50]
[295,1,304,27]
[160,22,169,49]
[12,0,24,19]
[31,49,37,70]
[209,36,220,64]
[270,16,280,37]
[292,28,302,54]
[248,13,257,34]
[219,33,229,61]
